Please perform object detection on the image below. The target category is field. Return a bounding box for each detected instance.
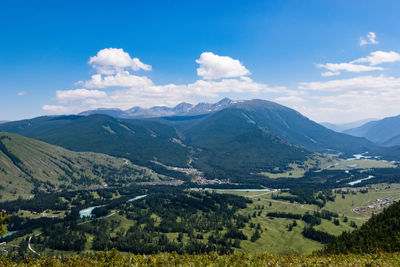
[216,183,400,254]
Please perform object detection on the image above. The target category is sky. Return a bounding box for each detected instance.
[1,0,400,123]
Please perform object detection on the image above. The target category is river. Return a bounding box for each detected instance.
[348,175,375,186]
[190,188,271,192]
[79,195,147,218]
[1,230,18,239]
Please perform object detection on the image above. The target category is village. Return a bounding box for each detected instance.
[353,197,397,215]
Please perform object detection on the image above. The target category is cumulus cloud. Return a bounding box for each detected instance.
[196,52,250,80]
[88,48,151,75]
[360,32,378,46]
[351,51,400,66]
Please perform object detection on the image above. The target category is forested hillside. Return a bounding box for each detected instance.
[0,115,190,168]
[184,99,379,155]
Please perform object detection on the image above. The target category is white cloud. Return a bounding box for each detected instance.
[17,91,27,96]
[296,75,400,123]
[42,105,70,113]
[88,48,151,75]
[317,50,400,76]
[275,96,305,103]
[44,48,400,124]
[352,51,400,66]
[196,52,250,80]
[299,75,400,92]
[56,89,107,101]
[320,71,340,77]
[318,63,383,76]
[83,72,153,88]
[360,32,378,46]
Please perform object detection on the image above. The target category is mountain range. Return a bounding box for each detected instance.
[79,98,238,118]
[343,115,400,146]
[1,99,390,185]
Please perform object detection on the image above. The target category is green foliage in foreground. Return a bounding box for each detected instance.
[1,250,399,266]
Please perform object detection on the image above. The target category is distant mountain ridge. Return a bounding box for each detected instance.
[79,98,239,118]
[344,114,400,146]
[320,118,377,132]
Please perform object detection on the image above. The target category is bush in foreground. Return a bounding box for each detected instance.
[0,249,399,267]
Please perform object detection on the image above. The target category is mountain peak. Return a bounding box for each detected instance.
[173,102,194,113]
[216,97,232,105]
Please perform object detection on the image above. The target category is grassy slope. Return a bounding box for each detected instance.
[232,191,337,254]
[324,183,400,218]
[0,132,163,200]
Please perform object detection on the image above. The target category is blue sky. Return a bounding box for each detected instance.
[1,0,400,123]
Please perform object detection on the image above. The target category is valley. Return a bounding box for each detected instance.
[1,182,399,257]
